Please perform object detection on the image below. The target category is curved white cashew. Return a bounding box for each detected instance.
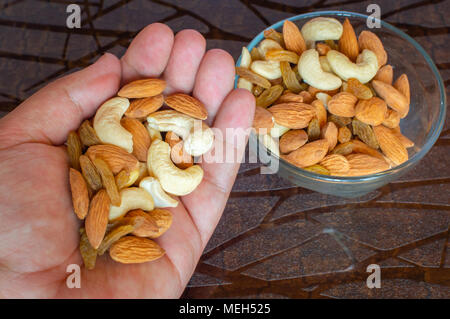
[298,49,342,90]
[319,56,332,73]
[148,139,203,196]
[250,60,282,80]
[270,122,290,138]
[316,92,332,108]
[327,49,379,83]
[144,124,162,141]
[260,134,279,156]
[109,187,154,221]
[147,110,214,156]
[93,97,133,153]
[301,17,343,48]
[237,77,253,91]
[240,47,252,68]
[139,177,178,208]
[257,39,282,57]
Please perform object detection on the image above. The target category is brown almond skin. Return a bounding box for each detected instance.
[373,65,393,85]
[355,97,387,126]
[358,31,387,67]
[85,189,111,249]
[283,20,306,55]
[146,209,173,238]
[320,122,338,151]
[118,79,166,98]
[69,168,89,219]
[372,80,409,118]
[394,74,411,105]
[109,236,165,264]
[283,139,329,168]
[373,125,408,165]
[382,109,401,128]
[327,92,358,117]
[268,103,315,129]
[121,118,151,162]
[279,129,308,154]
[125,94,164,119]
[165,93,208,120]
[339,18,359,62]
[126,209,160,238]
[253,106,274,134]
[86,144,139,175]
[345,153,390,176]
[320,154,350,175]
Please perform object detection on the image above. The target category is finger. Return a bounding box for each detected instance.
[0,53,121,148]
[121,23,174,84]
[163,29,206,94]
[192,49,235,125]
[182,89,255,246]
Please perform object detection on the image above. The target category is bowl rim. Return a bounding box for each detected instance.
[236,10,447,182]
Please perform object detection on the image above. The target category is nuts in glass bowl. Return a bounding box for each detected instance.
[67,78,213,269]
[238,17,413,177]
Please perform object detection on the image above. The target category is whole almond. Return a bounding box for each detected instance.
[121,118,151,162]
[109,236,165,264]
[299,91,314,104]
[85,189,110,249]
[92,157,121,206]
[276,92,304,104]
[373,65,393,84]
[283,20,306,55]
[147,208,173,238]
[327,92,358,117]
[125,94,164,119]
[373,125,408,165]
[165,131,193,169]
[372,80,409,118]
[268,103,315,129]
[358,31,387,67]
[78,120,101,147]
[338,18,359,62]
[283,139,329,168]
[350,139,385,161]
[253,106,274,134]
[279,129,308,154]
[69,168,89,219]
[382,109,401,128]
[118,79,166,98]
[126,209,160,238]
[67,131,82,171]
[165,93,208,120]
[320,154,350,175]
[345,153,390,176]
[320,121,338,151]
[355,97,387,126]
[79,155,102,191]
[86,144,139,175]
[390,128,414,148]
[394,73,410,105]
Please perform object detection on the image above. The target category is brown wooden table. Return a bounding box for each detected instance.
[0,0,448,298]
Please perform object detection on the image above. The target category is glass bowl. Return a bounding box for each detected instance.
[236,11,446,198]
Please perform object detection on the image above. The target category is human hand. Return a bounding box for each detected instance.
[0,24,255,298]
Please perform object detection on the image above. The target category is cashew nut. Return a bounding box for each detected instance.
[316,92,332,107]
[237,78,253,91]
[260,134,279,156]
[139,177,178,208]
[257,39,282,57]
[109,187,154,221]
[301,17,343,48]
[144,124,162,141]
[250,60,282,80]
[148,139,203,196]
[147,110,214,156]
[327,49,379,83]
[319,56,332,73]
[240,47,252,68]
[298,49,342,90]
[93,97,133,153]
[270,122,290,138]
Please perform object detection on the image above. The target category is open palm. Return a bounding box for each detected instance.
[0,24,254,298]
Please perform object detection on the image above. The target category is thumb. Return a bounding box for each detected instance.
[0,53,121,148]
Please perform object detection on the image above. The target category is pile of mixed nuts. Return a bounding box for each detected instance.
[240,17,413,176]
[68,78,213,269]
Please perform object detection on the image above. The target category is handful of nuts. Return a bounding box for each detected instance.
[239,17,413,176]
[68,78,213,269]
